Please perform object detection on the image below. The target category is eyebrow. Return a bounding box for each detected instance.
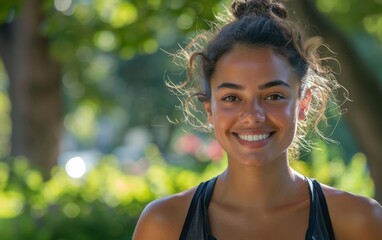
[216,80,291,91]
[258,80,291,90]
[216,82,244,90]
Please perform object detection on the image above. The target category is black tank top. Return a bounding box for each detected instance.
[179,177,335,240]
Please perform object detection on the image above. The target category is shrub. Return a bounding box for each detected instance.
[0,142,373,239]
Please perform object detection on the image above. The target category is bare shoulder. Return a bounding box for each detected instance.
[132,187,197,240]
[320,183,382,240]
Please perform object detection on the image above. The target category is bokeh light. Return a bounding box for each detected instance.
[65,156,87,178]
[54,0,72,12]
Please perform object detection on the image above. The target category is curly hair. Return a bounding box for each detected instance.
[167,0,345,160]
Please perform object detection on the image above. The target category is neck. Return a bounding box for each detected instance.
[215,156,305,209]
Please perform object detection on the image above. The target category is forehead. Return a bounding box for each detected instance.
[211,45,298,88]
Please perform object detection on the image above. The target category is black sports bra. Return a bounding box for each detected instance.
[179,177,335,240]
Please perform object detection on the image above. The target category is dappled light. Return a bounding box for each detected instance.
[363,14,382,41]
[0,142,375,238]
[64,104,98,142]
[65,157,87,178]
[141,38,159,54]
[0,0,382,238]
[96,0,138,27]
[316,0,350,13]
[109,2,138,27]
[54,0,72,14]
[177,9,196,30]
[94,30,117,52]
[0,61,10,158]
[63,202,81,218]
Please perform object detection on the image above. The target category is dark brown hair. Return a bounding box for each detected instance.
[168,0,345,160]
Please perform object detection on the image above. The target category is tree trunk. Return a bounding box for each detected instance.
[0,0,61,178]
[286,0,382,203]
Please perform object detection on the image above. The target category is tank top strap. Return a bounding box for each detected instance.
[305,177,335,240]
[311,179,335,240]
[202,177,218,238]
[179,177,218,240]
[305,177,317,238]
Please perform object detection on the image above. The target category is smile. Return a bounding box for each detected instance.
[238,133,270,142]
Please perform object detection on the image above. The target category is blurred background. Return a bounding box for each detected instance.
[0,0,381,239]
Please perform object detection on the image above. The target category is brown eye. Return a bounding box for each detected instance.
[223,95,240,102]
[265,94,284,101]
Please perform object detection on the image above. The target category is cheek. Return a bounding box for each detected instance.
[284,103,300,134]
[211,101,238,120]
[211,103,239,132]
[269,102,298,127]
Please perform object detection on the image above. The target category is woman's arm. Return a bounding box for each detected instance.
[324,186,382,240]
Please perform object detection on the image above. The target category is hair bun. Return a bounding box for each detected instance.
[231,0,287,20]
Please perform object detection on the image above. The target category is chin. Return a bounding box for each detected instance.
[229,151,288,168]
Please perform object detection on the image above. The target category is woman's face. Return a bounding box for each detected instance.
[205,45,304,167]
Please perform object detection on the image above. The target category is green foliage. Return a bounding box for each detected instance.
[0,140,374,239]
[0,61,10,158]
[314,0,382,83]
[315,0,382,34]
[0,2,377,238]
[37,0,226,149]
[292,141,374,197]
[0,0,22,23]
[38,0,224,62]
[0,0,228,153]
[0,145,226,239]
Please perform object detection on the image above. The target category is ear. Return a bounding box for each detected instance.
[299,88,311,121]
[204,101,213,124]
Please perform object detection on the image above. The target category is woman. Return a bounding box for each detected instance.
[133,0,382,239]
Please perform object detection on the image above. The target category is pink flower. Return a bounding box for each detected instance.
[177,134,202,155]
[206,140,224,161]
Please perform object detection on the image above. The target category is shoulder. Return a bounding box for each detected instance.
[320,183,382,240]
[132,187,197,240]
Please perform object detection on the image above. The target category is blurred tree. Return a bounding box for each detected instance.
[0,0,61,178]
[0,0,222,178]
[0,0,381,203]
[286,0,382,203]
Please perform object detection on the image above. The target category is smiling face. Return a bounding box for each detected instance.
[204,45,304,167]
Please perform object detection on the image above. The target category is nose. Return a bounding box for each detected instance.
[240,100,265,124]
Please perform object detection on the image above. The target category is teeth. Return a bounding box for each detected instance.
[238,133,270,142]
